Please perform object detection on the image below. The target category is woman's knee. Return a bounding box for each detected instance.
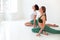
[25,22,28,26]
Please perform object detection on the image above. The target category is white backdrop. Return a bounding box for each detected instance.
[0,0,60,40]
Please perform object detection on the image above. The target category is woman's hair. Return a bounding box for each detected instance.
[41,6,46,13]
[34,4,39,10]
[41,6,47,21]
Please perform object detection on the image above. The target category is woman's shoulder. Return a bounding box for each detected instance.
[41,13,46,17]
[33,11,37,15]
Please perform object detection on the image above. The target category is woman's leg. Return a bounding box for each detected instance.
[46,24,59,27]
[25,22,33,26]
[36,31,48,36]
[36,23,43,36]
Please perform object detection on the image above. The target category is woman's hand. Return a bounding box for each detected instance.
[33,15,36,27]
[36,28,43,36]
[36,33,41,36]
[43,31,48,36]
[33,24,36,27]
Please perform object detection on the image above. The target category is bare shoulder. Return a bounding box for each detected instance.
[41,15,45,20]
[41,15,45,18]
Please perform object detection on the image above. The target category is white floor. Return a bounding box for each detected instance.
[0,20,60,40]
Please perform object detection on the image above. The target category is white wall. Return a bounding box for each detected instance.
[2,0,24,21]
[0,0,4,22]
[46,0,60,25]
[17,0,24,20]
[3,0,18,21]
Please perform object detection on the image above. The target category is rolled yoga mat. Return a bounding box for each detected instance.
[32,25,60,34]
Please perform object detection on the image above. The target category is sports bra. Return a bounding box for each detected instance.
[38,14,46,23]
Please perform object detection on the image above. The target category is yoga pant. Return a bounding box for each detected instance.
[30,20,38,26]
[32,25,60,34]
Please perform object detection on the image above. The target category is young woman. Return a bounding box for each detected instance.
[32,6,60,36]
[25,4,58,27]
[25,4,39,27]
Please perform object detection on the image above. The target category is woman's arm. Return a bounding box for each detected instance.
[40,16,46,32]
[37,16,46,36]
[41,16,46,28]
[33,15,37,27]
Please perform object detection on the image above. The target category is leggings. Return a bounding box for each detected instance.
[32,25,60,34]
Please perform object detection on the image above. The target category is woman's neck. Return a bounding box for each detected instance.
[34,10,36,11]
[40,12,43,16]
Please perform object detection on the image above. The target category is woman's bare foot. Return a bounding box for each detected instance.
[43,31,48,36]
[53,24,59,27]
[36,33,41,36]
[25,22,33,26]
[47,24,59,27]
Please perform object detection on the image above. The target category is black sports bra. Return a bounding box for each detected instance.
[38,14,46,23]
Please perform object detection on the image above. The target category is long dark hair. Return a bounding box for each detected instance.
[41,6,47,21]
[34,4,39,10]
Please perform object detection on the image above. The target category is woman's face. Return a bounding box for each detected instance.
[39,8,43,13]
[32,6,35,11]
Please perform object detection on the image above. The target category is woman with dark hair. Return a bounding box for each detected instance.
[32,6,60,36]
[25,4,39,27]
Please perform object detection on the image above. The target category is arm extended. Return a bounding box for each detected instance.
[33,15,37,27]
[37,16,46,36]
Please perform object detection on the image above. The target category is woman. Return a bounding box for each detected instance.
[32,6,60,36]
[25,4,58,27]
[25,4,39,27]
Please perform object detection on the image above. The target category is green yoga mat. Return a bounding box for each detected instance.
[32,25,60,34]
